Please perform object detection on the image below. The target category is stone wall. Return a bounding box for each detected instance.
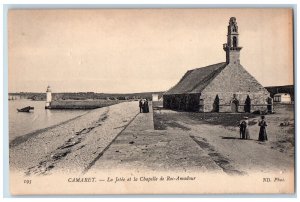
[201,92,269,112]
[201,63,270,112]
[226,49,241,64]
[163,94,200,111]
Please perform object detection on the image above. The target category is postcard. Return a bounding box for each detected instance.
[8,8,294,195]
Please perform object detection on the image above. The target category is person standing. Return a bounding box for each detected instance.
[239,118,246,139]
[244,117,250,140]
[239,117,249,139]
[144,99,149,113]
[258,115,268,141]
[139,99,143,113]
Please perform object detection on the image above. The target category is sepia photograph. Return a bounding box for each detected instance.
[7,7,294,195]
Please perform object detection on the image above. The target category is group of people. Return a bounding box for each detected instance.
[239,115,268,142]
[139,99,149,113]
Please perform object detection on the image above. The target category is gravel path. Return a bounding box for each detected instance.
[86,104,293,176]
[87,103,225,175]
[152,109,294,175]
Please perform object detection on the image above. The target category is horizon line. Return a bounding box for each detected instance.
[8,83,294,94]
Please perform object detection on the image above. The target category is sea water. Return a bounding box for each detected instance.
[8,100,88,142]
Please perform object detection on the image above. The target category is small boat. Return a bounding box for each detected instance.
[17,106,34,112]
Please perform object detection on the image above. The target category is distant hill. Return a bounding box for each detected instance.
[8,91,165,101]
[10,86,295,102]
[265,85,294,101]
[9,92,46,101]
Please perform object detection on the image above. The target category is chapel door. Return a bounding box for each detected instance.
[231,100,239,112]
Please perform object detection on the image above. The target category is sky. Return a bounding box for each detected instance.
[8,8,293,93]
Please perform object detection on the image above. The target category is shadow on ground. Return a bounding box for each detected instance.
[153,110,260,129]
[221,136,242,140]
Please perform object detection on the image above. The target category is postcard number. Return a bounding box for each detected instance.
[24,179,31,184]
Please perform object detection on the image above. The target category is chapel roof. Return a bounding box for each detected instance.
[164,62,227,95]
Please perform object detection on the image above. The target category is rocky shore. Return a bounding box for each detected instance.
[10,101,140,175]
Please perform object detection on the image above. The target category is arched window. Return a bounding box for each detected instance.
[213,95,220,112]
[231,99,239,113]
[244,95,251,113]
[233,36,237,48]
[232,25,237,32]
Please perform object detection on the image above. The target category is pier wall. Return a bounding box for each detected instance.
[49,100,126,109]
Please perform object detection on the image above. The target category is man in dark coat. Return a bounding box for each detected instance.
[139,99,143,113]
[239,118,246,139]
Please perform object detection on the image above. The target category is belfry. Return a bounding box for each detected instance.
[223,17,243,64]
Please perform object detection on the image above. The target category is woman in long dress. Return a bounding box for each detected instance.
[144,99,149,113]
[244,117,250,139]
[258,115,268,141]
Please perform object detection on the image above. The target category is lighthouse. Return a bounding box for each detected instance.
[45,85,52,109]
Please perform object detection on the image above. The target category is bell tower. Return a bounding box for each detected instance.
[223,17,242,64]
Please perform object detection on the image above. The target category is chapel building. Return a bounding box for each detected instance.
[163,17,271,113]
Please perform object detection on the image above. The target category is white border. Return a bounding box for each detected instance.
[1,0,299,201]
